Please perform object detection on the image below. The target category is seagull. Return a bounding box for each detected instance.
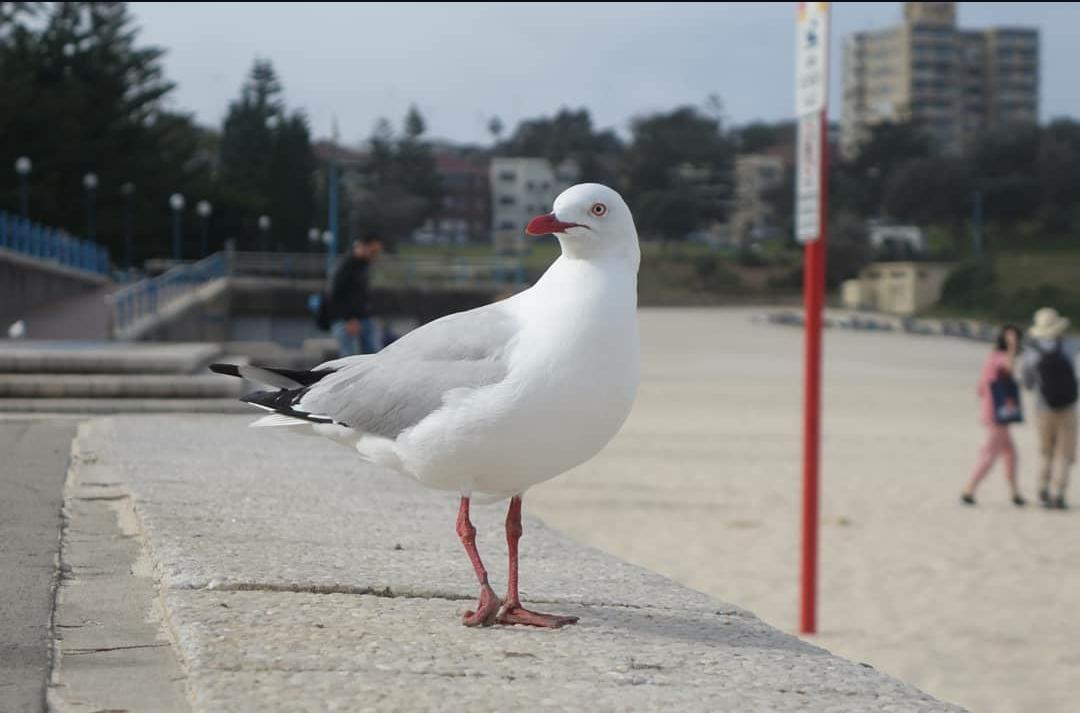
[211,183,640,627]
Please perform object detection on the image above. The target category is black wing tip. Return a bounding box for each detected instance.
[241,388,335,425]
[209,363,241,378]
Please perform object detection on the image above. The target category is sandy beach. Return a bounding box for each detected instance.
[529,307,1080,713]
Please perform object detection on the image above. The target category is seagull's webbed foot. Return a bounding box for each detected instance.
[462,582,501,627]
[496,602,578,628]
[496,494,580,628]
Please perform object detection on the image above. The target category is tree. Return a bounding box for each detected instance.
[826,211,872,288]
[268,113,316,251]
[0,1,210,262]
[403,104,426,139]
[882,156,971,246]
[218,59,315,250]
[1037,119,1080,235]
[346,107,441,248]
[735,121,795,154]
[622,106,734,240]
[487,115,504,148]
[969,125,1040,224]
[832,120,933,219]
[499,107,622,183]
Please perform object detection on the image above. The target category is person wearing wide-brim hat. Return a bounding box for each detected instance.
[1021,307,1079,509]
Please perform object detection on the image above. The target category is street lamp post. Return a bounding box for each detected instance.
[169,193,185,261]
[257,214,271,252]
[82,172,98,242]
[322,230,335,275]
[197,200,212,257]
[121,182,135,269]
[319,227,332,259]
[14,157,31,219]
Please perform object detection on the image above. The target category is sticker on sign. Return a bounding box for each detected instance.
[796,113,822,243]
[795,2,829,117]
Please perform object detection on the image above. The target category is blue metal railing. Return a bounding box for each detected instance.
[107,250,526,339]
[108,252,226,336]
[0,210,110,275]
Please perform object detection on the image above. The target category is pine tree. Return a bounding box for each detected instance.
[0,2,216,262]
[218,59,315,250]
[347,107,441,248]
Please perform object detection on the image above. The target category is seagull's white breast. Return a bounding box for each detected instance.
[394,255,639,496]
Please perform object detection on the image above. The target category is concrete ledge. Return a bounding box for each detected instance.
[56,415,962,712]
[0,374,241,398]
[0,342,223,374]
[0,398,251,414]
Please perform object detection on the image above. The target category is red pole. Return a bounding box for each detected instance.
[800,108,829,635]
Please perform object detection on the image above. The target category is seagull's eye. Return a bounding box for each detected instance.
[590,203,607,217]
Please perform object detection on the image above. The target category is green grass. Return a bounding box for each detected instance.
[995,252,1080,297]
[394,239,804,305]
[927,249,1080,326]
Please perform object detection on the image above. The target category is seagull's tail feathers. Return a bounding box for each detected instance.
[209,362,336,390]
[209,362,342,428]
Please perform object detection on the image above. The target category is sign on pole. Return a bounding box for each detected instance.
[794,1,830,636]
[795,1,828,244]
[796,113,822,243]
[795,2,829,118]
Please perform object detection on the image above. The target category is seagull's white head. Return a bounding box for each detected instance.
[526,183,640,267]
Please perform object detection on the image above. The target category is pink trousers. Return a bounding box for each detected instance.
[968,424,1017,489]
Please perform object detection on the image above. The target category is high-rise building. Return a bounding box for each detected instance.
[841,2,1038,158]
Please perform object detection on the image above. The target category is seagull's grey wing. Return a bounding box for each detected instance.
[298,305,518,438]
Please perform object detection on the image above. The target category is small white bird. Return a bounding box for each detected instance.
[211,183,640,627]
[7,320,26,339]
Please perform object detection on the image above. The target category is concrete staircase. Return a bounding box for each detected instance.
[0,341,243,413]
[0,339,341,414]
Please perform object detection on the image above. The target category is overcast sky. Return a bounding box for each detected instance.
[130,2,1080,145]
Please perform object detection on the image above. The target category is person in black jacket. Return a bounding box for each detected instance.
[329,233,382,356]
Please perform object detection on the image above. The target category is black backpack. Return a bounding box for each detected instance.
[1036,343,1079,410]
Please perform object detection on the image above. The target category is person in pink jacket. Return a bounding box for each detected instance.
[962,324,1026,506]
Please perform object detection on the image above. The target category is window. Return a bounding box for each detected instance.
[498,195,516,206]
[498,170,516,182]
[499,221,516,230]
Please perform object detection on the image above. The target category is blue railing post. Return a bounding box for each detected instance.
[0,210,112,276]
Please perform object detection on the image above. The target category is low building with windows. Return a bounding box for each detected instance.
[730,153,786,246]
[490,157,578,252]
[841,261,953,315]
[413,151,490,245]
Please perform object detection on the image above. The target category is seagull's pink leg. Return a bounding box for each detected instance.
[497,495,579,628]
[456,495,500,626]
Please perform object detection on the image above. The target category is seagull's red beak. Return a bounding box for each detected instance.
[525,212,582,236]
